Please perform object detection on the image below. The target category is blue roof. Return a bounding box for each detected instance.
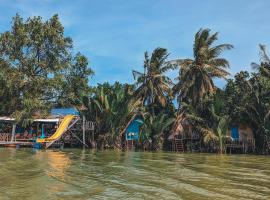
[51,108,79,116]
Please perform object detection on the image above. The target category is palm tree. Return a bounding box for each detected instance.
[132,48,176,150]
[216,117,229,153]
[170,28,233,143]
[82,82,138,148]
[251,44,270,77]
[132,48,175,116]
[173,28,233,106]
[245,75,270,153]
[142,112,175,150]
[250,45,270,153]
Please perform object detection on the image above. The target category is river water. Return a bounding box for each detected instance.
[0,148,269,200]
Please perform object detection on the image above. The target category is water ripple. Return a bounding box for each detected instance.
[0,149,269,200]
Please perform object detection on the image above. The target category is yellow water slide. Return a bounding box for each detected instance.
[36,115,76,143]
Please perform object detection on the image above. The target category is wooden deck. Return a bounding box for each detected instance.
[171,134,255,153]
[125,140,135,150]
[225,138,255,153]
[0,141,33,147]
[171,133,202,152]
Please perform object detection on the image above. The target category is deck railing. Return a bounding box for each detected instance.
[0,133,11,141]
[0,133,36,142]
[225,137,255,153]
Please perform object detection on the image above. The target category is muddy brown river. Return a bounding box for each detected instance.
[0,148,269,200]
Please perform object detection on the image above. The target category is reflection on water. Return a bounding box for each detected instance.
[0,149,269,200]
[35,150,71,181]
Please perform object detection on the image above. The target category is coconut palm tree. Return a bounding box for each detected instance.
[170,29,233,143]
[132,48,176,149]
[132,48,175,116]
[173,28,233,106]
[251,44,270,78]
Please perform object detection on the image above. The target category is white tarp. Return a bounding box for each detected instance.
[0,117,59,123]
[34,119,59,123]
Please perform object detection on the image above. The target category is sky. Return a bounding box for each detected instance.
[0,0,270,88]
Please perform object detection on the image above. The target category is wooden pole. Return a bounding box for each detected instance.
[11,123,16,142]
[83,115,86,148]
[70,130,89,148]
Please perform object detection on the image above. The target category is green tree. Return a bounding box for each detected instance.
[142,112,175,150]
[132,48,176,149]
[82,82,137,148]
[0,14,93,121]
[57,53,94,107]
[224,71,270,153]
[132,48,175,116]
[171,28,233,145]
[251,44,270,78]
[173,28,233,106]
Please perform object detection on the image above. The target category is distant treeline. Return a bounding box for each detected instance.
[0,14,269,153]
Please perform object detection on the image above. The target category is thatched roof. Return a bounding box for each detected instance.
[168,111,185,140]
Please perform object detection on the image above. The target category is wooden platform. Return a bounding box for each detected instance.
[0,141,33,147]
[225,138,255,153]
[126,140,135,150]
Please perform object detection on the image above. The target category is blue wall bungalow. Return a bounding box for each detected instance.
[119,112,144,150]
[125,115,144,141]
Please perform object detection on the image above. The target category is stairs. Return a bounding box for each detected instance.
[174,139,183,152]
[126,140,135,150]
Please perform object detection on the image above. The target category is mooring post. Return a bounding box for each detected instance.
[83,115,86,148]
[11,123,16,142]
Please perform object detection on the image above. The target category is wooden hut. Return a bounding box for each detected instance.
[225,124,255,153]
[168,114,201,152]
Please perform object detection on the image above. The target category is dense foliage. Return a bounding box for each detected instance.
[223,45,270,153]
[0,14,93,122]
[0,14,269,153]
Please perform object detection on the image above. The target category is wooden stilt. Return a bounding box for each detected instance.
[82,115,86,148]
[70,130,89,148]
[11,123,16,142]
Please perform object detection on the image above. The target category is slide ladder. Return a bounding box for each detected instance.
[36,115,77,148]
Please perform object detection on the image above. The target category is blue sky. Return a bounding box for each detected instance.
[1,0,270,88]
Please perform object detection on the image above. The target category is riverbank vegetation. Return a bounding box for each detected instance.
[0,14,269,153]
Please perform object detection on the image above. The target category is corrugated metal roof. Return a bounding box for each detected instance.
[51,108,79,116]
